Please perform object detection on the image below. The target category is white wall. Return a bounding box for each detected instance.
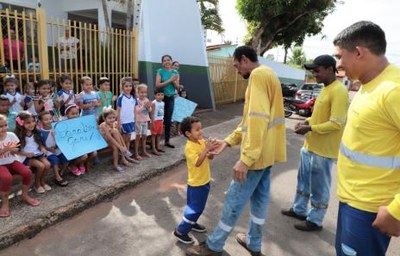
[139,0,208,66]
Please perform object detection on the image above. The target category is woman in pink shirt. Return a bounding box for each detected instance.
[4,29,24,70]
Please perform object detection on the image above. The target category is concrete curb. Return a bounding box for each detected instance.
[0,117,241,250]
[0,158,185,250]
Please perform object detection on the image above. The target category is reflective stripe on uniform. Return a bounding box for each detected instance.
[183,216,196,225]
[250,214,265,225]
[340,143,400,169]
[268,117,285,129]
[330,117,346,123]
[249,112,270,119]
[217,220,233,232]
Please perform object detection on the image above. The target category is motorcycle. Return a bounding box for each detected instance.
[284,97,316,118]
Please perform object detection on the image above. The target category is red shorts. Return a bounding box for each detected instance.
[151,120,163,135]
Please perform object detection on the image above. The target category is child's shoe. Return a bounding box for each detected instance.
[173,229,194,244]
[79,165,86,175]
[71,167,81,176]
[43,184,52,191]
[34,186,45,194]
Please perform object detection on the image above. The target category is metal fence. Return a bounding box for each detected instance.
[207,54,247,105]
[0,8,138,94]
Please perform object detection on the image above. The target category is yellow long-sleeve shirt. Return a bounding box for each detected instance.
[337,64,400,220]
[225,65,286,170]
[305,80,349,159]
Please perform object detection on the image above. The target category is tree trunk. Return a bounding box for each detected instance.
[283,47,288,64]
[126,0,133,31]
[101,0,111,28]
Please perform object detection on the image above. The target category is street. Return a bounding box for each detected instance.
[1,117,399,256]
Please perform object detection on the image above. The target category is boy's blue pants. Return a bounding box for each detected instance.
[177,183,210,234]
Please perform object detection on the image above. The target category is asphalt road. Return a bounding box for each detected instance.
[1,117,399,256]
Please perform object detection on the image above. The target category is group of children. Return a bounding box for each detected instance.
[0,74,168,218]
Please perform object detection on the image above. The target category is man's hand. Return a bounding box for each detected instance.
[372,206,400,237]
[211,140,229,155]
[232,160,249,183]
[295,125,311,135]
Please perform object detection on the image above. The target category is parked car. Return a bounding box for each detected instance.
[281,83,298,98]
[295,83,323,100]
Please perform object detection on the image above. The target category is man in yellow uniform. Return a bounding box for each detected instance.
[281,55,349,231]
[187,46,286,256]
[333,21,400,256]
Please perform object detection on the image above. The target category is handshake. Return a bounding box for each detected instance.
[205,138,228,156]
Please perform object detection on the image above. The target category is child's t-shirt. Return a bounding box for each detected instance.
[57,89,76,107]
[5,91,23,113]
[185,139,211,187]
[152,100,164,121]
[116,94,136,124]
[0,132,21,165]
[22,135,42,156]
[40,128,61,156]
[24,95,38,116]
[79,91,100,117]
[98,91,113,115]
[135,98,151,122]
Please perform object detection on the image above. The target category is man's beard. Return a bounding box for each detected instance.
[242,73,250,79]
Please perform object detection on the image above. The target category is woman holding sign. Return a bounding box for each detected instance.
[155,55,179,148]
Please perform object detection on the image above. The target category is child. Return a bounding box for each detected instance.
[38,111,69,187]
[27,56,40,72]
[77,76,100,118]
[134,84,152,160]
[173,116,218,244]
[150,89,165,155]
[4,77,23,113]
[0,95,17,132]
[0,114,40,218]
[99,107,137,172]
[57,74,76,115]
[98,77,117,116]
[14,111,51,194]
[35,80,60,121]
[22,82,38,117]
[63,104,90,175]
[116,77,136,157]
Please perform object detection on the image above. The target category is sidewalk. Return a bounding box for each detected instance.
[0,102,244,250]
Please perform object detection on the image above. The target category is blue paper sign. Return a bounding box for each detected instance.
[52,115,108,160]
[172,97,198,122]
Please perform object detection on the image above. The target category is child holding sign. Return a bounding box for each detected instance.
[0,114,40,218]
[14,111,51,194]
[99,107,137,172]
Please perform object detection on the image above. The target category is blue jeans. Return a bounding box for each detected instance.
[177,183,210,234]
[335,202,391,256]
[293,147,333,226]
[207,166,271,252]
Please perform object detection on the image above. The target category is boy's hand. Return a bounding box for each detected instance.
[205,138,218,151]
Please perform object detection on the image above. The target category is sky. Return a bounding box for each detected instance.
[216,0,400,65]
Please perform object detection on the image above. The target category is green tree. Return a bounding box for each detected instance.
[288,47,306,68]
[237,0,337,55]
[197,0,224,33]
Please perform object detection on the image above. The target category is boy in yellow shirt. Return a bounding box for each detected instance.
[173,116,218,244]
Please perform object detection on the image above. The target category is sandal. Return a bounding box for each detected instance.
[126,156,140,164]
[142,152,152,158]
[157,148,165,153]
[0,208,10,218]
[71,167,81,176]
[55,178,69,187]
[152,150,161,156]
[43,184,52,191]
[23,197,40,206]
[34,186,45,194]
[115,166,125,173]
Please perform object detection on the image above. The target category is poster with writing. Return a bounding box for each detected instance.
[172,97,197,122]
[52,115,107,160]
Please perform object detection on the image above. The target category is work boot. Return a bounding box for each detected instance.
[281,208,307,221]
[294,220,323,232]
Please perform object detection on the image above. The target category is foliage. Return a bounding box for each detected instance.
[197,0,224,33]
[288,47,306,68]
[236,0,337,55]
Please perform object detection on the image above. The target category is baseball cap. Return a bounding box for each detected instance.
[304,55,337,71]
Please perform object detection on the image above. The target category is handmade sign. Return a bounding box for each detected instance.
[172,97,197,122]
[53,115,107,160]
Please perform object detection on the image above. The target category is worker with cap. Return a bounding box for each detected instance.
[281,54,349,231]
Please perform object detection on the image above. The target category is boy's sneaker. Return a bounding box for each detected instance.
[192,223,207,233]
[173,229,194,244]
